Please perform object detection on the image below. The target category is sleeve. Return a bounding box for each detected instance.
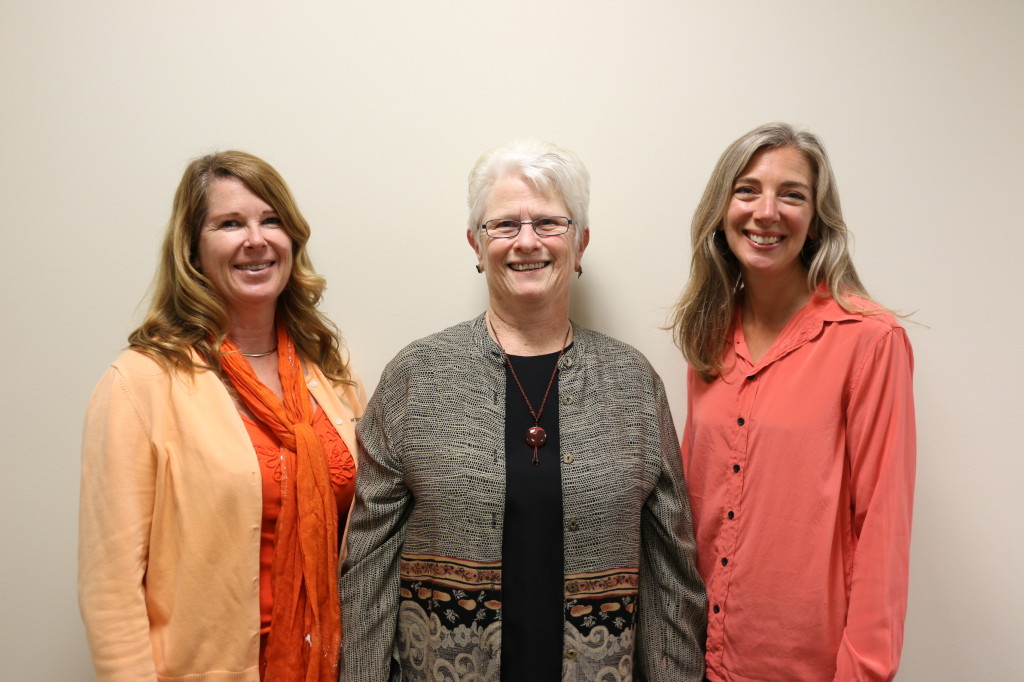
[834,327,916,681]
[635,371,707,681]
[679,367,698,480]
[339,366,411,682]
[77,365,160,682]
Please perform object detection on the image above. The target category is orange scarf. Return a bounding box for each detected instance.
[220,322,340,682]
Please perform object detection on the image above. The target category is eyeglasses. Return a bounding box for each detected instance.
[479,216,573,239]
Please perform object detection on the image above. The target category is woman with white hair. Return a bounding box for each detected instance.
[341,140,706,681]
[670,123,916,681]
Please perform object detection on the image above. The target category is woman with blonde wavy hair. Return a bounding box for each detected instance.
[670,123,916,681]
[79,151,365,682]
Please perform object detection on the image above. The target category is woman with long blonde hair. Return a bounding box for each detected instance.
[671,123,915,681]
[79,151,364,681]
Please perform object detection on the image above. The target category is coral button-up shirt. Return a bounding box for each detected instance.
[681,293,915,682]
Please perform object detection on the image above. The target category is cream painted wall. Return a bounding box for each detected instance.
[2,1,1021,679]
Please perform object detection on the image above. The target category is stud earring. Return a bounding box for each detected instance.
[576,266,583,279]
[475,264,483,274]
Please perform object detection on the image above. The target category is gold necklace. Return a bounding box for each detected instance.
[240,347,277,358]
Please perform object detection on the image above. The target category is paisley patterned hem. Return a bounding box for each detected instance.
[396,555,639,682]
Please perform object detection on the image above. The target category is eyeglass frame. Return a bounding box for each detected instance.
[477,216,574,239]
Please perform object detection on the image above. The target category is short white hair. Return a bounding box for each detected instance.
[467,139,590,249]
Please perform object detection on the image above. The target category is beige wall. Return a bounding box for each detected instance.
[2,1,1020,679]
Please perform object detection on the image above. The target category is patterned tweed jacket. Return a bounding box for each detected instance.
[340,314,706,681]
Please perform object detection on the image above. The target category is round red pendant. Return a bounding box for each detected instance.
[525,426,547,448]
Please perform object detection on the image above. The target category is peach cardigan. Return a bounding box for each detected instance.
[78,349,364,682]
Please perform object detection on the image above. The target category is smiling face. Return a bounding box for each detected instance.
[724,146,815,283]
[196,176,293,320]
[468,175,588,317]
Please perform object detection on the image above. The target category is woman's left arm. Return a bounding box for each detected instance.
[635,372,707,682]
[835,326,916,681]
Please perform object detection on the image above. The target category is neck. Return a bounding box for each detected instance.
[740,268,814,331]
[486,305,572,356]
[227,309,278,355]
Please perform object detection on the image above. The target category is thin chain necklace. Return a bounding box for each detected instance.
[488,316,572,466]
[240,347,277,358]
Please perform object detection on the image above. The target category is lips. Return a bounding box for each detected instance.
[508,262,548,271]
[746,232,783,246]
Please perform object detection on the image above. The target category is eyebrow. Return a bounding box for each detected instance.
[733,176,813,192]
[208,208,280,221]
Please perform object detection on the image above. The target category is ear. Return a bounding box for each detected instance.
[575,227,591,270]
[467,228,482,262]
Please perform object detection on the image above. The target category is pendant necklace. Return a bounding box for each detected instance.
[489,316,572,466]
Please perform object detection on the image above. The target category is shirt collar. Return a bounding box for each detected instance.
[731,288,863,373]
[472,312,582,370]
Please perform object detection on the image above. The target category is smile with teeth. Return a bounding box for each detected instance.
[746,232,783,246]
[509,262,548,271]
[235,262,273,271]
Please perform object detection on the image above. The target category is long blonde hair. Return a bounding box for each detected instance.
[669,123,869,381]
[129,150,351,383]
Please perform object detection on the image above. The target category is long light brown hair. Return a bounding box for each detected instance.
[129,150,351,383]
[669,123,872,381]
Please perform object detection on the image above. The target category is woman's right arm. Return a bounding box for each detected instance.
[78,364,159,682]
[339,366,411,682]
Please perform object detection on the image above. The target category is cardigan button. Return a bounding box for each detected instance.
[566,581,579,594]
[565,648,578,660]
[563,453,575,464]
[566,519,580,531]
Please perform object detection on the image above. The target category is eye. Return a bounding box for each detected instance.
[534,217,557,227]
[262,216,283,227]
[733,186,757,197]
[782,190,808,202]
[218,219,243,229]
[493,219,519,229]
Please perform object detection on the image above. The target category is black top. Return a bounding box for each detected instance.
[500,348,566,681]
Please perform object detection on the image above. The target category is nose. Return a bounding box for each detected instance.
[753,195,780,224]
[243,222,267,248]
[513,221,541,249]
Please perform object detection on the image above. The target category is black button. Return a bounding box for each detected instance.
[721,557,728,566]
[728,511,735,519]
[713,604,720,614]
[737,417,745,426]
[733,464,740,473]
[747,375,756,381]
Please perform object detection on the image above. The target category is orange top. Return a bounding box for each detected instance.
[682,293,915,681]
[242,405,356,635]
